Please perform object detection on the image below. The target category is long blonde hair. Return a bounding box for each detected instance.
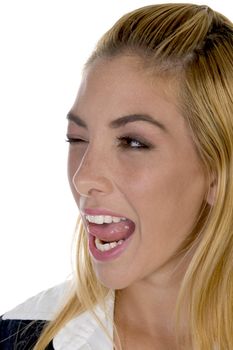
[35,3,233,349]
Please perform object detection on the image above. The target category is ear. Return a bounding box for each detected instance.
[206,176,217,206]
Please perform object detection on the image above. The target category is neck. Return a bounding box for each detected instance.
[114,252,192,347]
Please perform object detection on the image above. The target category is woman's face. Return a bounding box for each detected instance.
[67,55,208,289]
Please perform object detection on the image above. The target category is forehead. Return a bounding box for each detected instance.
[78,55,179,106]
[71,55,184,135]
[69,55,198,153]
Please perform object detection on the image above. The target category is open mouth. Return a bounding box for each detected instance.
[84,215,135,260]
[94,237,125,252]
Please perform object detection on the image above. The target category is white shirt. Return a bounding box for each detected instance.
[2,281,115,349]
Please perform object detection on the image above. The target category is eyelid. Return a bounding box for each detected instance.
[65,135,87,143]
[65,133,154,149]
[116,134,154,150]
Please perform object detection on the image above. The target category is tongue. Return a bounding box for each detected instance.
[87,220,135,242]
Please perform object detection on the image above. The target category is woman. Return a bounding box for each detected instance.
[1,3,233,349]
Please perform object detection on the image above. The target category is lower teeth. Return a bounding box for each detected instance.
[95,238,124,252]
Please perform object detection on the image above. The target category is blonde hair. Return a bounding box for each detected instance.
[35,3,233,349]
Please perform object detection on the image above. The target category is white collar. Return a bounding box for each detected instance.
[3,281,115,350]
[53,292,115,350]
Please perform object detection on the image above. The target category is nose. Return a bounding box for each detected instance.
[72,145,114,198]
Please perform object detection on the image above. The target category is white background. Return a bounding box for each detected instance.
[0,0,232,315]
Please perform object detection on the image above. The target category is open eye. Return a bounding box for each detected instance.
[116,136,152,150]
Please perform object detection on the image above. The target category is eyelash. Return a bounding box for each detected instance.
[116,136,151,150]
[65,136,151,150]
[65,137,84,143]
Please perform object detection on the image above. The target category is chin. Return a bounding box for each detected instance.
[93,266,134,290]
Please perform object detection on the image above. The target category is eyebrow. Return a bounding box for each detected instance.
[67,112,87,128]
[67,112,167,132]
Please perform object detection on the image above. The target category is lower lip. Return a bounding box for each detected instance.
[88,232,134,262]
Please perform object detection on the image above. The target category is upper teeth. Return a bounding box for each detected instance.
[85,215,127,224]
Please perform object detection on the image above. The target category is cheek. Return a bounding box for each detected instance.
[114,154,160,197]
[120,156,206,232]
[67,150,76,182]
[67,148,84,201]
[115,153,153,184]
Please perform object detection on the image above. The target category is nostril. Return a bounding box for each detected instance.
[72,177,113,198]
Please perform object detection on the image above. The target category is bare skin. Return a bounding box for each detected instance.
[113,254,191,349]
[67,55,215,349]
